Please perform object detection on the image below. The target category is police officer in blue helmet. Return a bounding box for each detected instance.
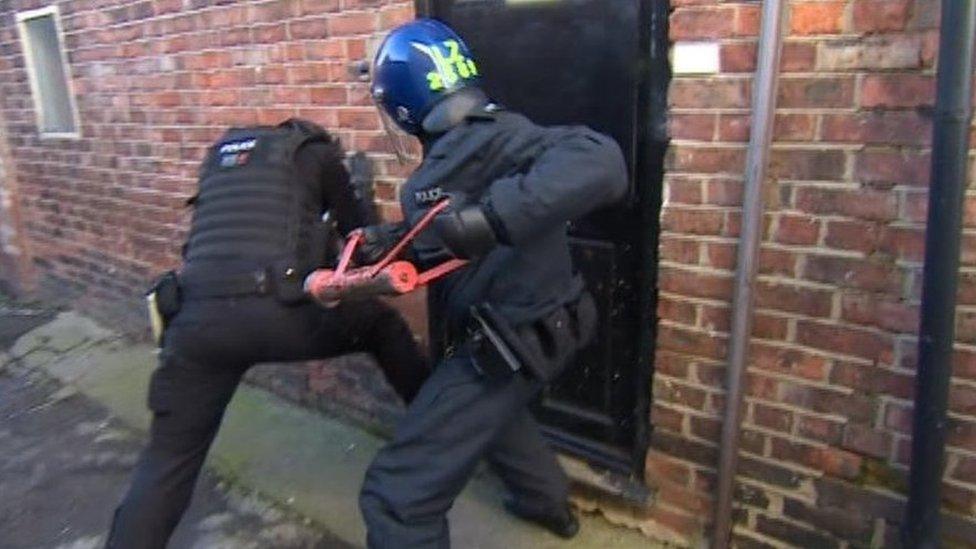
[355,18,628,548]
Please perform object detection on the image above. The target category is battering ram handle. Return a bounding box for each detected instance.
[304,261,419,306]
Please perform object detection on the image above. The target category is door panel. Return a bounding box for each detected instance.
[420,0,667,472]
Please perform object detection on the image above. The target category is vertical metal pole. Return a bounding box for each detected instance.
[711,1,786,547]
[903,1,976,546]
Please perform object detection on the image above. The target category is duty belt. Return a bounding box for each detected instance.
[179,270,270,300]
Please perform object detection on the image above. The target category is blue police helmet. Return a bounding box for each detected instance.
[371,18,481,135]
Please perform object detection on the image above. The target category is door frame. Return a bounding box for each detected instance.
[411,0,669,477]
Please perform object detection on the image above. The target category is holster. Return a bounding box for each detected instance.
[468,292,597,383]
[146,270,181,346]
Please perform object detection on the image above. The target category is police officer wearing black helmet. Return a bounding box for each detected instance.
[354,19,628,548]
[105,118,430,548]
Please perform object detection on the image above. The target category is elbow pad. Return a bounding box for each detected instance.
[433,205,499,259]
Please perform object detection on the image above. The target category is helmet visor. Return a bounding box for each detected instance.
[374,99,418,164]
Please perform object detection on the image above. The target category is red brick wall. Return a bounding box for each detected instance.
[0,0,414,314]
[4,0,976,546]
[0,0,416,425]
[0,106,35,295]
[653,0,976,546]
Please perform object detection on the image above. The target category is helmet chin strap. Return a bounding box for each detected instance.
[421,87,490,136]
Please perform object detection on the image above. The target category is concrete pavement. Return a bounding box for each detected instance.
[1,303,656,548]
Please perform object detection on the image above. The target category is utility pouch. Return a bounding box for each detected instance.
[468,304,526,379]
[146,271,181,346]
[268,261,309,305]
[468,292,598,383]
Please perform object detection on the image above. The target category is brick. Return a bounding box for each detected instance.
[852,0,911,32]
[952,455,976,484]
[798,317,890,363]
[657,324,728,360]
[758,248,798,277]
[841,294,919,334]
[661,208,724,235]
[645,451,692,488]
[699,303,730,333]
[885,402,914,433]
[734,482,771,510]
[756,280,832,317]
[797,415,845,445]
[782,42,818,71]
[943,482,976,514]
[842,423,892,459]
[699,242,734,270]
[704,179,742,206]
[716,114,749,142]
[309,85,347,105]
[654,351,693,383]
[670,113,715,141]
[721,41,757,73]
[824,220,881,254]
[651,430,718,468]
[856,150,930,187]
[740,456,805,489]
[379,4,415,29]
[946,416,976,450]
[660,238,700,266]
[774,114,817,141]
[753,403,793,432]
[821,112,932,146]
[774,214,820,245]
[795,187,898,222]
[861,74,936,108]
[299,0,341,15]
[777,77,855,108]
[670,78,750,109]
[754,313,790,340]
[665,177,704,204]
[655,379,708,410]
[778,437,864,479]
[751,343,830,380]
[670,6,736,40]
[652,402,686,433]
[804,255,901,293]
[690,415,721,441]
[950,383,976,416]
[817,36,922,71]
[771,149,846,181]
[734,4,761,36]
[666,146,746,175]
[326,12,378,36]
[289,17,330,40]
[817,477,905,522]
[879,226,926,263]
[783,497,876,543]
[790,2,846,35]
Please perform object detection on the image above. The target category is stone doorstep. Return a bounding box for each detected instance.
[10,311,659,549]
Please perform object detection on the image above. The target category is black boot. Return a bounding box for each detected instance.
[503,496,580,539]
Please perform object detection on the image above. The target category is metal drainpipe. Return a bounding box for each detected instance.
[902,1,976,546]
[711,0,787,547]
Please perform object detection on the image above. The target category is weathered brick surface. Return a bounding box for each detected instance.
[0,0,416,428]
[660,0,976,546]
[3,0,976,546]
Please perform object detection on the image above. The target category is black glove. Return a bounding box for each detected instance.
[432,203,499,259]
[356,223,405,265]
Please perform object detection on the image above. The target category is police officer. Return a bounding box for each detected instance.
[355,20,628,548]
[106,119,430,548]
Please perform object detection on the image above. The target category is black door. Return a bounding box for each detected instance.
[417,0,669,474]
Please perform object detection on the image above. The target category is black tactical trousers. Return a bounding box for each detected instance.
[106,295,428,549]
[359,350,569,549]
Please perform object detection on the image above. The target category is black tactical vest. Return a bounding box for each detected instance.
[182,121,332,301]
